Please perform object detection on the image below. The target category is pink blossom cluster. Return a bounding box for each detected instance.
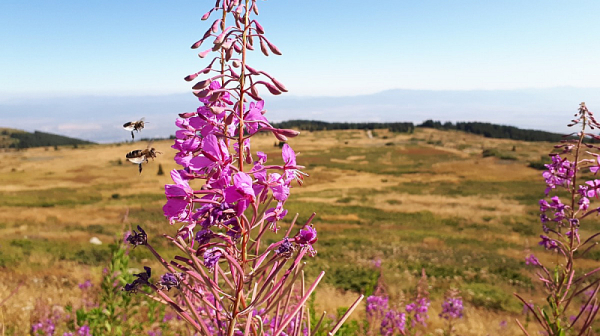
[365,294,430,335]
[439,297,463,320]
[517,103,600,335]
[121,0,363,334]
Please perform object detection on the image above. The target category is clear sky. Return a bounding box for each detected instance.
[1,0,600,98]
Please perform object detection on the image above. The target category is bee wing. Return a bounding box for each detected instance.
[139,117,145,123]
[123,122,135,131]
[127,156,146,164]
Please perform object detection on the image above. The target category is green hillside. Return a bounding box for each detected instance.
[0,128,96,149]
[273,119,567,142]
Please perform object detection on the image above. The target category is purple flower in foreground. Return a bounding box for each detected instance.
[539,235,559,251]
[163,169,194,224]
[282,144,306,185]
[380,310,406,336]
[189,134,231,175]
[295,225,317,245]
[77,325,91,336]
[590,156,600,175]
[579,196,590,211]
[439,297,463,320]
[542,155,574,194]
[366,295,389,317]
[195,229,213,245]
[203,247,222,271]
[586,179,600,199]
[295,225,318,256]
[159,272,184,291]
[243,100,268,135]
[265,202,288,231]
[224,172,256,215]
[78,280,92,290]
[525,254,541,266]
[256,151,267,164]
[406,297,430,327]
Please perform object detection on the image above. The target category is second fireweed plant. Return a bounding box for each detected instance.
[516,103,600,335]
[124,0,362,335]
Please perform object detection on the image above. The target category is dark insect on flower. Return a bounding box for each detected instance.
[159,272,185,291]
[126,225,148,247]
[275,238,295,258]
[126,144,162,174]
[123,266,152,293]
[123,117,146,139]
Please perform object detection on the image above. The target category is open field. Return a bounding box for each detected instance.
[0,127,597,335]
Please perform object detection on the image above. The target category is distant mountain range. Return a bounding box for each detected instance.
[0,128,95,149]
[1,87,598,143]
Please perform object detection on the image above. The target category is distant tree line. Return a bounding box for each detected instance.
[418,120,565,142]
[7,130,95,148]
[271,120,415,133]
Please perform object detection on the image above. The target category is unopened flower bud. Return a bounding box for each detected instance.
[198,48,212,58]
[259,38,269,56]
[210,106,226,114]
[184,73,198,82]
[245,64,260,75]
[211,19,221,33]
[263,82,281,95]
[254,20,265,34]
[277,128,300,138]
[178,112,196,118]
[274,132,287,142]
[271,77,288,92]
[193,89,210,98]
[201,9,212,20]
[192,79,211,90]
[266,39,282,55]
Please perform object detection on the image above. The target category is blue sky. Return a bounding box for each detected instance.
[2,0,600,98]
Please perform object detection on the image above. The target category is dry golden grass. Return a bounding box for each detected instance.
[0,128,578,334]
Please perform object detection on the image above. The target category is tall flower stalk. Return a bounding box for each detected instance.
[123,1,362,335]
[516,103,600,335]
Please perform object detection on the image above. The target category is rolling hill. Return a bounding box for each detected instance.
[0,128,96,149]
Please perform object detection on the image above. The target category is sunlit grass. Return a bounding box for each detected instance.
[0,129,582,335]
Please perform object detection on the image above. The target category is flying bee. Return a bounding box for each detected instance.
[123,118,146,139]
[125,145,162,174]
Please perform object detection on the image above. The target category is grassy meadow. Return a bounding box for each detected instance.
[0,127,595,335]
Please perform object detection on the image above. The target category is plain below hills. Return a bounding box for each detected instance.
[1,119,571,150]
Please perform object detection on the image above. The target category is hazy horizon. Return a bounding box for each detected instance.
[3,1,600,143]
[2,86,598,143]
